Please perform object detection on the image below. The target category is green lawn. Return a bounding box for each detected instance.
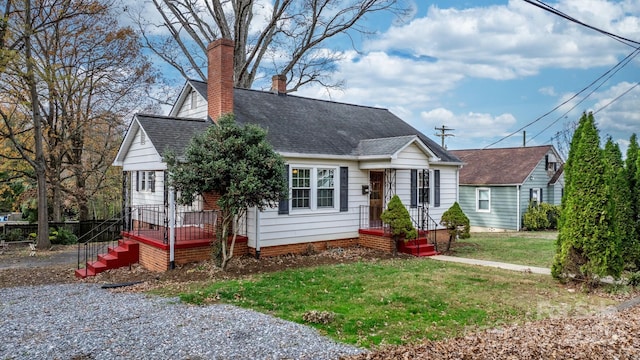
[451,232,557,268]
[179,255,615,348]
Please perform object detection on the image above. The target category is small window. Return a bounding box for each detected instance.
[530,188,541,205]
[477,188,490,212]
[140,131,146,145]
[138,171,156,192]
[316,168,334,208]
[190,90,197,109]
[418,170,429,204]
[291,168,311,209]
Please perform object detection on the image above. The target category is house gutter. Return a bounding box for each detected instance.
[255,207,261,259]
[516,185,521,231]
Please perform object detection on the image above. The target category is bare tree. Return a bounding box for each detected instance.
[135,0,408,90]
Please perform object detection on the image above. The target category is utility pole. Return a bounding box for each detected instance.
[434,125,455,149]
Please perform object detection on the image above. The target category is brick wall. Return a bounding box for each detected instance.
[138,242,169,272]
[357,233,394,252]
[248,238,359,258]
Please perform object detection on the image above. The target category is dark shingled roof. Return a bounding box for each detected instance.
[158,79,461,163]
[451,145,554,185]
[136,114,210,157]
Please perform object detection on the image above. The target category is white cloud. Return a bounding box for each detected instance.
[591,81,640,135]
[539,86,557,96]
[419,108,517,148]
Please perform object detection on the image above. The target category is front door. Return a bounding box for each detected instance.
[369,171,384,228]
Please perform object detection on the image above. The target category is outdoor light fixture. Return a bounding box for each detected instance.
[362,185,370,195]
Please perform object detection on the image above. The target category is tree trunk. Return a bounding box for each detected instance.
[24,0,50,249]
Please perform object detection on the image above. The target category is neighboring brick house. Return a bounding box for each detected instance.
[451,145,564,232]
[107,39,463,271]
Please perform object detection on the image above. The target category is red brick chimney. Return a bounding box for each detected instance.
[207,38,235,122]
[271,74,286,94]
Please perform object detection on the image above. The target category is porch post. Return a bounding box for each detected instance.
[169,186,176,269]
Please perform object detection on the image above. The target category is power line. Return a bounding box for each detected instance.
[484,1,640,148]
[526,48,640,144]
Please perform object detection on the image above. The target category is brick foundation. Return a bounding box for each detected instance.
[248,238,359,258]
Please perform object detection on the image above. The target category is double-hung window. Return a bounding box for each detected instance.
[290,166,338,211]
[418,170,429,204]
[476,188,490,212]
[137,171,156,192]
[316,168,335,208]
[291,168,311,209]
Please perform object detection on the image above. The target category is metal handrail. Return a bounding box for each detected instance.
[77,210,128,272]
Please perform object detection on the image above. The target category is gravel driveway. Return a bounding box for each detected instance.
[1,284,364,360]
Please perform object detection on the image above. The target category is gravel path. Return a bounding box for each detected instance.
[0,283,364,360]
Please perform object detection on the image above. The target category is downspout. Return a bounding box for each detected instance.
[255,207,261,259]
[516,185,521,231]
[169,186,176,269]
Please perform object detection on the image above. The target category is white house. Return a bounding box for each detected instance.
[107,39,463,272]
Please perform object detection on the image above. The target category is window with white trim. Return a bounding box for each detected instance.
[418,170,429,204]
[291,168,311,209]
[290,166,338,211]
[190,90,198,109]
[137,171,156,192]
[316,168,335,208]
[476,188,490,212]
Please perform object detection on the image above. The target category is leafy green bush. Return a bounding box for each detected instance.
[523,202,560,230]
[380,195,417,241]
[0,229,25,242]
[48,227,78,245]
[440,202,470,251]
[627,272,640,287]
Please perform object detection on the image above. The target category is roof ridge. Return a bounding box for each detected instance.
[452,145,552,152]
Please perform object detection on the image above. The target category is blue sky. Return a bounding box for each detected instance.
[294,0,640,156]
[132,0,640,157]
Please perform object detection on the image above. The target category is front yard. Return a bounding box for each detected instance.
[177,233,622,348]
[449,231,557,268]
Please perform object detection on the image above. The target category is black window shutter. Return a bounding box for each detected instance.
[278,165,289,215]
[136,171,139,191]
[340,167,348,212]
[545,155,549,170]
[410,169,417,208]
[540,188,543,203]
[434,170,441,207]
[529,188,533,201]
[150,172,156,193]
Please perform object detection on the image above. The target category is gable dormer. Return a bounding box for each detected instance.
[169,80,208,119]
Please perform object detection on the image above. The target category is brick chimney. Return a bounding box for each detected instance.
[271,74,286,94]
[207,38,235,122]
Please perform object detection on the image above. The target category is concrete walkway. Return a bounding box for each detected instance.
[430,255,551,275]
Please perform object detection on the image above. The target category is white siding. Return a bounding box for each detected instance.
[255,158,367,247]
[175,91,208,119]
[131,170,165,207]
[122,128,165,171]
[428,165,459,227]
[391,143,431,168]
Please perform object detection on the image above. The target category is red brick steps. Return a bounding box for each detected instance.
[75,240,139,279]
[397,234,439,257]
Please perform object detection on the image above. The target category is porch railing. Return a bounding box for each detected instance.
[127,205,245,244]
[77,212,126,272]
[359,205,440,251]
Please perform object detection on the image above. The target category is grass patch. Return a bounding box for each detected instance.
[179,257,614,348]
[452,232,556,268]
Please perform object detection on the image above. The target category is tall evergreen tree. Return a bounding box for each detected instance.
[628,134,640,234]
[604,138,637,270]
[552,113,622,282]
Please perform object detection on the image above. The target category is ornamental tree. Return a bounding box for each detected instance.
[380,195,417,255]
[440,202,470,252]
[165,114,287,269]
[552,112,622,283]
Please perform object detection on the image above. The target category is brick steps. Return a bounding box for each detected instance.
[398,236,439,257]
[75,240,139,279]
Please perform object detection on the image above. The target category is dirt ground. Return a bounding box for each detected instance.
[0,243,406,289]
